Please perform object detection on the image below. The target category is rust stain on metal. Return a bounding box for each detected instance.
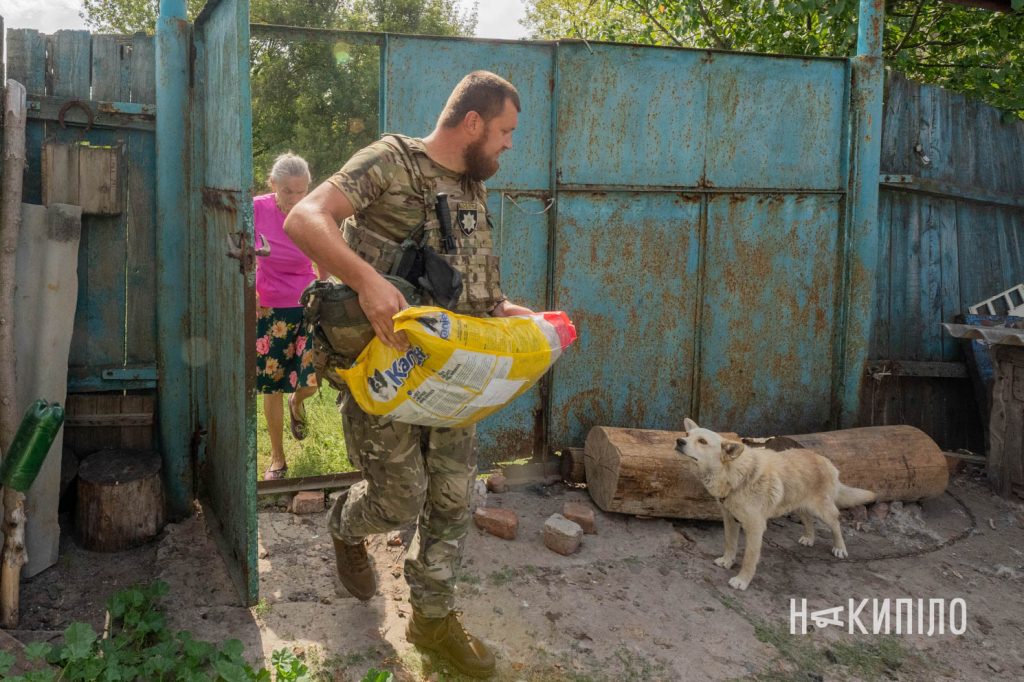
[202,186,239,213]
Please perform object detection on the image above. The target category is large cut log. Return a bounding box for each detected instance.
[584,425,949,520]
[780,426,949,501]
[76,449,166,551]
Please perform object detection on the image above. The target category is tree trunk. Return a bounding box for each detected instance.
[584,425,949,520]
[0,79,28,629]
[76,449,166,552]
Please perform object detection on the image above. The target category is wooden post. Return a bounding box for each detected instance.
[1,79,29,629]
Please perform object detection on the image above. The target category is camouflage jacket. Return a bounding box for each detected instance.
[327,134,503,316]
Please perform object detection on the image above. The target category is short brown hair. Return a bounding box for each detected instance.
[438,71,521,128]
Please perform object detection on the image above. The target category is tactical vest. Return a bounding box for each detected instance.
[342,134,504,316]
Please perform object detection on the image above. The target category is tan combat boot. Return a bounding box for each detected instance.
[406,610,496,679]
[331,537,376,601]
[329,489,376,600]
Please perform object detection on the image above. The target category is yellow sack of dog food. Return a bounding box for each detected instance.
[335,306,576,428]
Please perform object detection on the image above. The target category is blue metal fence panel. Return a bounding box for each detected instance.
[554,43,706,187]
[384,36,554,462]
[482,193,551,460]
[550,193,702,443]
[698,194,842,435]
[383,36,553,192]
[383,35,863,453]
[704,53,847,190]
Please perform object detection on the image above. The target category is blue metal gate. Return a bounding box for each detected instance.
[382,21,882,459]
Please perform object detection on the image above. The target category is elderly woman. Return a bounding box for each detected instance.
[254,152,319,480]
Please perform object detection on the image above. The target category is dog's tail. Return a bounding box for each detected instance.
[835,483,877,508]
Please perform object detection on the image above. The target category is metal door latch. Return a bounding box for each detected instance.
[225,233,269,274]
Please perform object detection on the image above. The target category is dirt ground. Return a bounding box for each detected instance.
[11,464,1024,681]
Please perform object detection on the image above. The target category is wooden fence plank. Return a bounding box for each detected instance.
[918,201,943,360]
[90,34,132,102]
[871,191,894,359]
[5,29,46,93]
[936,198,961,361]
[125,128,158,364]
[129,33,156,104]
[7,29,47,204]
[125,33,158,364]
[62,125,129,374]
[48,30,92,98]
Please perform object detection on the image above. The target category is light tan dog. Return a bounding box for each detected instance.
[675,418,876,590]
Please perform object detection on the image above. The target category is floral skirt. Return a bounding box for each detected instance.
[256,306,317,394]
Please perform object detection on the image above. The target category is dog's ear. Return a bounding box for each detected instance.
[721,441,744,461]
[683,417,699,432]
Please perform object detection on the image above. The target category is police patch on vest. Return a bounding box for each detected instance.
[456,203,479,236]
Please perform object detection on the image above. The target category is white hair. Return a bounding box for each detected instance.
[268,152,311,185]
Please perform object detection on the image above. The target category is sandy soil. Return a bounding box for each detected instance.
[12,466,1024,681]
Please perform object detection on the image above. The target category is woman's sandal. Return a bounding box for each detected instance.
[263,465,288,481]
[288,395,308,441]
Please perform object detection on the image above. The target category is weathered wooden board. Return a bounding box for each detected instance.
[988,346,1024,499]
[42,141,124,215]
[5,28,158,392]
[64,393,156,457]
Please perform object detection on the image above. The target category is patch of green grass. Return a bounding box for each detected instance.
[251,598,271,618]
[488,566,520,586]
[748,615,914,682]
[752,620,824,675]
[612,644,669,680]
[256,384,355,478]
[830,636,908,679]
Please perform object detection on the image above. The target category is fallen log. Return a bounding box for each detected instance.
[584,425,948,520]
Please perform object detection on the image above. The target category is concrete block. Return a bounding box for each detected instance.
[544,514,583,555]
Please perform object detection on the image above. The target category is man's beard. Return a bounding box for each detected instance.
[463,136,499,181]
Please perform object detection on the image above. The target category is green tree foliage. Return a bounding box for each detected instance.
[80,0,205,34]
[522,0,1024,118]
[81,1,477,184]
[250,1,476,184]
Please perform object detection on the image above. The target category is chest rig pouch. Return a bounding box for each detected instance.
[344,134,504,316]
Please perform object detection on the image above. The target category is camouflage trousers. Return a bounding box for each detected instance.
[328,390,477,618]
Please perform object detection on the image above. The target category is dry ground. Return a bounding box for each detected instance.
[11,466,1024,681]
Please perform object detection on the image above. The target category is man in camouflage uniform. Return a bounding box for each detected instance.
[285,71,530,679]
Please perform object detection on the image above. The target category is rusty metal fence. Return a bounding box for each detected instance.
[381,36,867,461]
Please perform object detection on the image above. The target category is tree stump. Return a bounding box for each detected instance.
[584,425,948,520]
[76,449,166,551]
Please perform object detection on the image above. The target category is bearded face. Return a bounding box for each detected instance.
[463,132,501,181]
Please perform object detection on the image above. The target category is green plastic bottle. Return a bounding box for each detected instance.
[0,400,65,492]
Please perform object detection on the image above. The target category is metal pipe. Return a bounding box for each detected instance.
[836,0,885,427]
[156,0,194,517]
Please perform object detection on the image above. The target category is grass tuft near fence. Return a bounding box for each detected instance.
[255,384,354,478]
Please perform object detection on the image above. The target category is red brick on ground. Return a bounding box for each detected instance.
[562,501,597,534]
[485,473,507,493]
[290,491,325,515]
[473,507,518,540]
